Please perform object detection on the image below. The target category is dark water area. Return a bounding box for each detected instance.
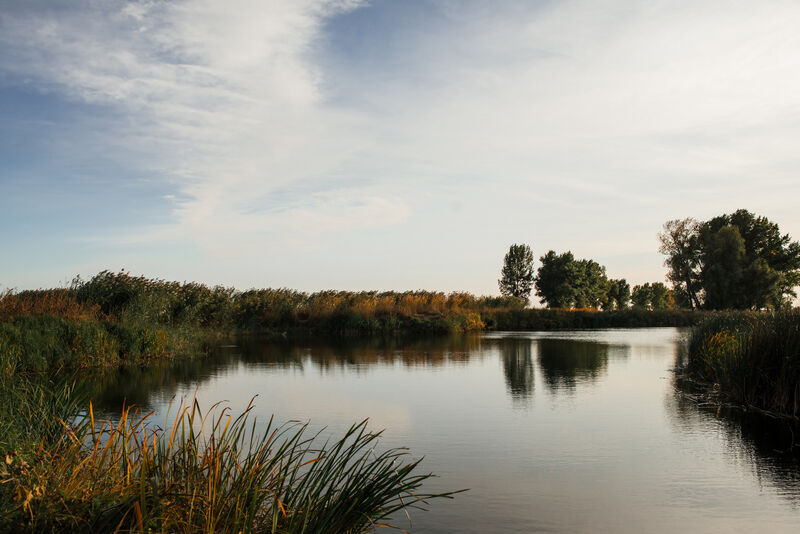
[89,329,800,533]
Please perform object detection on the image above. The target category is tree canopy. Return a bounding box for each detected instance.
[498,244,535,302]
[535,251,609,309]
[631,282,673,310]
[659,209,800,310]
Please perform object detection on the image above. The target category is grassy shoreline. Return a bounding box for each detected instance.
[682,310,800,420]
[1,270,706,373]
[0,272,479,531]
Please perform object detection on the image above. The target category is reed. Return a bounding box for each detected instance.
[0,385,457,533]
[686,310,800,418]
[1,270,709,372]
[0,289,98,322]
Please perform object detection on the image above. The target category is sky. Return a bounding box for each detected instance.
[1,0,800,295]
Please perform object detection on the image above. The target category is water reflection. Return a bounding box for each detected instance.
[87,334,486,411]
[496,337,535,402]
[84,329,800,531]
[536,338,609,393]
[667,387,800,505]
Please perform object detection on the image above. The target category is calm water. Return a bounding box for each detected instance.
[91,328,800,533]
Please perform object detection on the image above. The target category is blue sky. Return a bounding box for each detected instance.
[2,0,800,295]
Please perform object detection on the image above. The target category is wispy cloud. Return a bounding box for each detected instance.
[2,0,800,291]
[0,0,396,250]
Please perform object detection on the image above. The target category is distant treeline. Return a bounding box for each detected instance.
[499,244,682,311]
[498,209,799,312]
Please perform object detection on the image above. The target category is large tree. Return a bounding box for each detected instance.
[572,259,608,308]
[605,278,631,310]
[649,282,673,310]
[658,218,702,309]
[701,225,746,309]
[659,210,800,310]
[535,251,578,308]
[602,278,630,310]
[535,251,609,309]
[498,243,535,302]
[700,209,799,309]
[631,283,653,309]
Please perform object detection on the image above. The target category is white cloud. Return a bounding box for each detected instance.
[2,0,800,291]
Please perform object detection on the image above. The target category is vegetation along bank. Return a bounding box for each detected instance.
[683,310,800,419]
[0,270,710,373]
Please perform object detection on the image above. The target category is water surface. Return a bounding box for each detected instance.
[91,329,800,533]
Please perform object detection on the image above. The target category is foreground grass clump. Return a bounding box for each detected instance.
[0,378,455,533]
[686,310,800,418]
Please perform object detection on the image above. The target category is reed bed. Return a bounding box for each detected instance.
[1,270,708,373]
[0,289,98,322]
[686,310,800,418]
[0,271,525,371]
[0,378,456,533]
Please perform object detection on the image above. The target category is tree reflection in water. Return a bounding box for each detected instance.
[536,338,609,393]
[496,337,535,403]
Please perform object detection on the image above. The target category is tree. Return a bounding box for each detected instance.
[572,259,608,308]
[649,282,673,310]
[535,251,609,309]
[603,278,631,310]
[701,209,799,309]
[498,244,535,302]
[535,251,578,308]
[631,283,653,309]
[700,225,746,309]
[659,210,800,310]
[658,218,702,309]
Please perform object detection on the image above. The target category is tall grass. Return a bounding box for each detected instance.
[686,310,800,418]
[0,381,457,533]
[0,288,98,321]
[0,271,526,371]
[1,270,710,372]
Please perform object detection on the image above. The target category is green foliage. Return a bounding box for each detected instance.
[0,375,86,456]
[649,282,672,310]
[534,251,609,309]
[631,282,673,310]
[535,251,578,308]
[686,310,800,417]
[701,225,747,309]
[1,272,532,371]
[659,218,703,309]
[631,283,653,309]
[660,210,800,310]
[603,278,631,310]
[571,259,607,308]
[498,243,535,301]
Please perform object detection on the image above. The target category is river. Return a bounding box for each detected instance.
[90,328,800,533]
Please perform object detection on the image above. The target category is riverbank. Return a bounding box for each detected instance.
[681,310,800,420]
[0,272,476,531]
[1,270,706,372]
